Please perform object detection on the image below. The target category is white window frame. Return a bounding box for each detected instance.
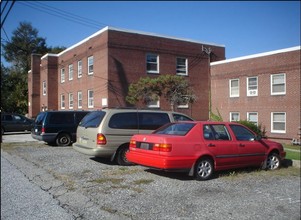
[88,90,94,108]
[77,91,82,109]
[271,112,286,133]
[176,57,188,76]
[247,76,258,96]
[146,54,159,74]
[69,93,74,109]
[229,79,239,97]
[42,81,46,96]
[78,60,82,78]
[271,73,286,95]
[60,94,65,109]
[230,112,240,122]
[60,68,65,83]
[69,64,73,81]
[147,96,160,108]
[247,112,258,126]
[88,56,94,75]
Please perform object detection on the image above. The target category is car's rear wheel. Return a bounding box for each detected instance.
[56,133,71,146]
[116,145,131,166]
[195,157,214,181]
[266,153,281,170]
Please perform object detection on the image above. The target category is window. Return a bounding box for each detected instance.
[229,79,239,97]
[146,54,159,74]
[78,60,82,78]
[138,113,170,130]
[60,68,65,83]
[247,77,258,96]
[176,57,188,75]
[42,81,46,96]
[230,112,240,122]
[109,113,138,129]
[78,91,82,109]
[147,97,160,108]
[203,124,231,140]
[247,112,258,126]
[271,73,286,95]
[88,56,94,75]
[230,124,256,141]
[271,112,286,133]
[60,94,65,109]
[88,90,94,108]
[69,93,73,109]
[69,64,73,80]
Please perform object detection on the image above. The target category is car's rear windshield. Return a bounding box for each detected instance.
[79,111,106,128]
[35,112,46,125]
[154,123,195,136]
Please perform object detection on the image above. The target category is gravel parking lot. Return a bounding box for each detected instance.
[1,134,300,220]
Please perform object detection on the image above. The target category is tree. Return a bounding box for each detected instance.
[2,21,48,71]
[1,22,66,114]
[126,74,196,111]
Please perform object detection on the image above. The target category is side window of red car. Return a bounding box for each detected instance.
[203,124,231,140]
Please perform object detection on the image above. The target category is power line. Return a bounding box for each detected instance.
[18,1,109,30]
[1,0,15,29]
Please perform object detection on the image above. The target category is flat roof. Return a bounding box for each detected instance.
[56,26,225,56]
[211,46,301,66]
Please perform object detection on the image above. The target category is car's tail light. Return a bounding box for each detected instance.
[129,140,136,148]
[97,133,106,145]
[41,127,45,134]
[153,143,172,152]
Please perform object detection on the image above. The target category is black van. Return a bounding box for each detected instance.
[31,111,89,146]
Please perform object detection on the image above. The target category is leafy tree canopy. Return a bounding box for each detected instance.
[126,74,196,110]
[1,22,66,114]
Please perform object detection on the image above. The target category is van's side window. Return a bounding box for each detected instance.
[49,113,74,124]
[138,113,170,130]
[109,113,138,129]
[173,113,193,121]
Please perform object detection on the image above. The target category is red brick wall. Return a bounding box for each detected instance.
[211,48,301,142]
[107,30,225,120]
[28,54,42,118]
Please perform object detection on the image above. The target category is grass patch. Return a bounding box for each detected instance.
[89,178,124,184]
[284,144,301,161]
[132,179,154,185]
[219,166,300,180]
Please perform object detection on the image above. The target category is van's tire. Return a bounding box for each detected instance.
[116,145,132,166]
[56,133,71,146]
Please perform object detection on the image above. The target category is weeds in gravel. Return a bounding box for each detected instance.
[89,178,124,184]
[132,179,154,185]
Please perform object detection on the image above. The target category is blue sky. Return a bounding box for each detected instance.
[1,1,300,66]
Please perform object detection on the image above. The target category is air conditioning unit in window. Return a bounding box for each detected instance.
[248,90,257,96]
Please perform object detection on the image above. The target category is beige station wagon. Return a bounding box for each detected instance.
[72,108,193,165]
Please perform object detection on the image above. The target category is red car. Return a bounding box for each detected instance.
[126,121,286,180]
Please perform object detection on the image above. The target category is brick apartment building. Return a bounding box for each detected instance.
[28,26,225,120]
[210,46,301,142]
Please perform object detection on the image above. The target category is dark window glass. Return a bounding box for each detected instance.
[35,112,46,125]
[155,123,195,136]
[138,113,170,130]
[173,113,193,122]
[49,113,74,124]
[75,112,89,124]
[79,111,106,128]
[230,124,255,141]
[109,113,138,129]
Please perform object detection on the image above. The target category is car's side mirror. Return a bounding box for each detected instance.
[255,135,262,141]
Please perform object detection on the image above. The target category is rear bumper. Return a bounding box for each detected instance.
[126,150,194,170]
[72,143,115,157]
[31,133,56,143]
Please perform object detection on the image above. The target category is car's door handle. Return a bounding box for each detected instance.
[239,143,245,147]
[208,143,215,147]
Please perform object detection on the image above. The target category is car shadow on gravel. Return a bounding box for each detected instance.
[144,169,195,181]
[90,157,119,166]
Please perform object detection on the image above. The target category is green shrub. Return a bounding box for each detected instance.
[237,120,266,137]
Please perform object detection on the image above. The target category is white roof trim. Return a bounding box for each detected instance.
[41,53,59,60]
[211,46,301,66]
[57,26,224,56]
